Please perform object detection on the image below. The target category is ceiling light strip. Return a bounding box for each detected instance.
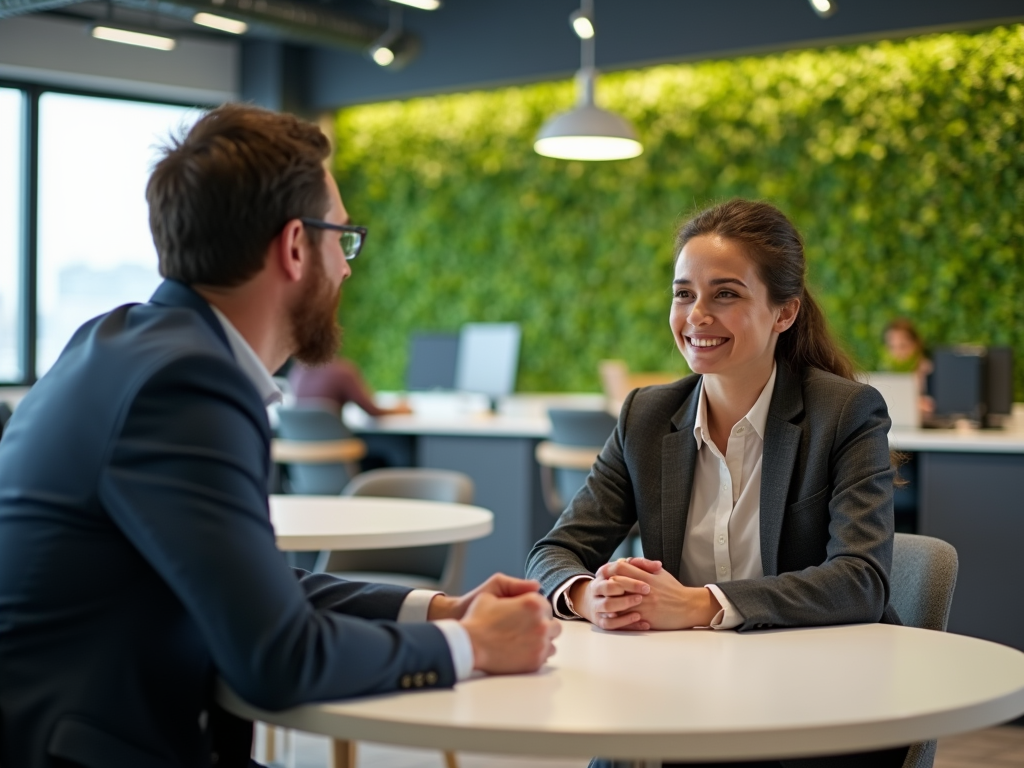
[193,12,248,34]
[91,25,177,50]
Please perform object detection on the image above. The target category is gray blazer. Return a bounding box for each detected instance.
[526,363,901,631]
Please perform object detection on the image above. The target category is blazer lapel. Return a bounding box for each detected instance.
[661,384,701,580]
[759,363,804,576]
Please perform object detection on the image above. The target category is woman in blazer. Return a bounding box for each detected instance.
[526,199,905,767]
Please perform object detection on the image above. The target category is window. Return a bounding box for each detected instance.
[0,88,24,381]
[35,93,200,374]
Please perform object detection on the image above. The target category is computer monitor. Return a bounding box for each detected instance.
[931,345,1014,428]
[859,372,919,429]
[985,346,1014,427]
[454,323,521,400]
[406,332,459,391]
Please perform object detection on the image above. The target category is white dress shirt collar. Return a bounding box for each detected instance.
[693,362,777,451]
[208,305,282,407]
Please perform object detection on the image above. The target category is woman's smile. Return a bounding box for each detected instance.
[670,234,795,382]
[686,335,729,349]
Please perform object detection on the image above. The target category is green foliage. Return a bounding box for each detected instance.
[334,25,1024,397]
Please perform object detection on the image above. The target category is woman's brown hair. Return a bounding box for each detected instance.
[676,199,854,380]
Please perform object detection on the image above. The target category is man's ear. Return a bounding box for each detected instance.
[271,218,308,284]
[775,297,800,334]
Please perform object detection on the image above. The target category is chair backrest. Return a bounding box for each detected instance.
[548,408,618,447]
[540,409,617,514]
[324,469,475,584]
[276,405,358,495]
[889,533,959,632]
[598,359,631,404]
[0,402,12,441]
[342,468,474,505]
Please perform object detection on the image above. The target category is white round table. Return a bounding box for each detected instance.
[269,495,494,552]
[220,620,1024,762]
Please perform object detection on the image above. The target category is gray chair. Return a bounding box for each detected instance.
[537,408,618,515]
[316,468,475,596]
[315,468,474,768]
[535,409,642,558]
[889,533,959,768]
[0,401,12,441]
[275,403,366,495]
[592,535,959,768]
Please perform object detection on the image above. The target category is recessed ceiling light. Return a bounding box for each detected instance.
[371,45,396,66]
[91,25,177,51]
[569,10,594,40]
[193,12,248,34]
[809,0,837,18]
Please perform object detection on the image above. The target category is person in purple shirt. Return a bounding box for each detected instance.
[289,358,412,417]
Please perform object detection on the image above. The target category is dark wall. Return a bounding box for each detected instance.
[295,0,1024,109]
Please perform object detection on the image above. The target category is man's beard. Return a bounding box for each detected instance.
[290,247,342,365]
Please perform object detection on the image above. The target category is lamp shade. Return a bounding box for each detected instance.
[534,69,642,161]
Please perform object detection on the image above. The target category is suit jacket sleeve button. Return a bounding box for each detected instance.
[413,673,425,687]
[401,675,412,689]
[426,671,438,685]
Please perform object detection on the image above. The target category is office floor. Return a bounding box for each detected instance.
[272,726,1024,768]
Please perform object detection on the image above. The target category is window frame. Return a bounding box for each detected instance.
[0,78,211,386]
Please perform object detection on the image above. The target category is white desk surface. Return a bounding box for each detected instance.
[340,391,1024,452]
[219,621,1024,761]
[343,392,608,439]
[888,427,1024,453]
[269,495,493,552]
[350,412,553,439]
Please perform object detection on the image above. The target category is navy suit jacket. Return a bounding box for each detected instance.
[0,281,455,768]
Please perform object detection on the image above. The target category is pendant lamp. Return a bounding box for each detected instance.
[534,0,642,161]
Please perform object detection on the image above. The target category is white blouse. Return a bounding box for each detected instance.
[554,364,778,631]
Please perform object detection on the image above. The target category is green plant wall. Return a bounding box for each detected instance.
[334,25,1024,397]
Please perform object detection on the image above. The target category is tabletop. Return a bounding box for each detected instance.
[269,495,494,552]
[219,620,1024,761]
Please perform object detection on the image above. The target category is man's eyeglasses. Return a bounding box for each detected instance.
[300,218,368,260]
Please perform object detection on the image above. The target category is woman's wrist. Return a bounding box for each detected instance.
[567,579,591,620]
[700,587,723,625]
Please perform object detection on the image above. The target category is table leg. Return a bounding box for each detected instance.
[330,739,357,768]
[265,724,277,763]
[444,751,459,768]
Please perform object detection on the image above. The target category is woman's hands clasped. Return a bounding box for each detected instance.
[567,557,722,631]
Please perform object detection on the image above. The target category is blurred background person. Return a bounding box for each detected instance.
[881,318,933,416]
[288,357,412,417]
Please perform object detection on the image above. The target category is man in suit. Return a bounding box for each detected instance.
[0,104,559,768]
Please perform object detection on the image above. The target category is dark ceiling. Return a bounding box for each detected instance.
[235,0,1024,112]
[24,0,1024,110]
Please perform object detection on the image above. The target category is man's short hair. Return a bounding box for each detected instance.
[147,103,331,287]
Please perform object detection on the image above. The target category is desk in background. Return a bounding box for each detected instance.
[889,428,1024,652]
[269,495,493,552]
